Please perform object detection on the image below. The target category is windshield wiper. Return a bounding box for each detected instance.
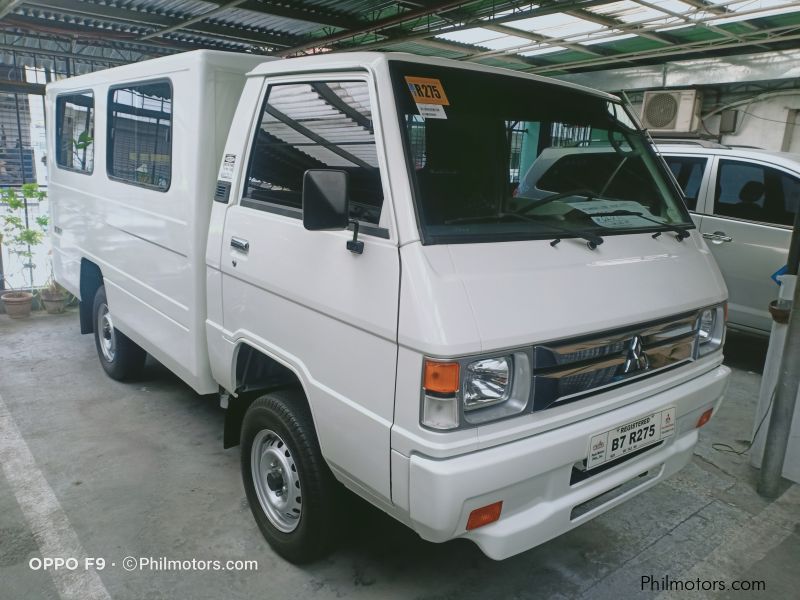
[586,209,690,240]
[445,211,603,249]
[513,188,596,215]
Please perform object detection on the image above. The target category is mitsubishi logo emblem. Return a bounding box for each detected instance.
[623,335,649,374]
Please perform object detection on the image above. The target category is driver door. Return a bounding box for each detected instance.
[220,75,400,500]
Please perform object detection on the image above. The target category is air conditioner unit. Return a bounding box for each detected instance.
[641,90,702,133]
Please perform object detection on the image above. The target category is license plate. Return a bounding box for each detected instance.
[586,407,676,470]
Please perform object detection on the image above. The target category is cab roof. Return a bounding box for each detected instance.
[247,51,618,102]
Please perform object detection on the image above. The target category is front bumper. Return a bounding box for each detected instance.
[406,365,730,560]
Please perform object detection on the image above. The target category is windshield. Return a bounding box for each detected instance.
[390,61,693,244]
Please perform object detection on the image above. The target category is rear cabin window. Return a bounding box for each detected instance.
[107,81,172,191]
[55,92,94,173]
[243,80,383,225]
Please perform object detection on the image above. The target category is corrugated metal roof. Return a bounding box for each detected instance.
[120,0,215,18]
[1,0,799,76]
[208,8,324,37]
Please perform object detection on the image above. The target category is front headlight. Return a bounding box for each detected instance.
[420,351,531,430]
[464,357,511,410]
[696,303,726,357]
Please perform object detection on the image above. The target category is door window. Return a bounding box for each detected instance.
[664,156,707,211]
[243,80,383,225]
[715,159,799,226]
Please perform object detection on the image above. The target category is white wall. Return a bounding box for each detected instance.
[713,94,800,152]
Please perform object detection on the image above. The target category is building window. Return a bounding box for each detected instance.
[244,81,383,225]
[107,81,172,190]
[55,92,94,174]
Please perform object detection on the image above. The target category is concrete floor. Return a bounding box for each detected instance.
[0,310,798,600]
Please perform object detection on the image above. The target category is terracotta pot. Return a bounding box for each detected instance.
[768,299,791,325]
[1,291,34,319]
[41,290,68,314]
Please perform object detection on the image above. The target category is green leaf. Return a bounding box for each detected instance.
[75,130,94,150]
[18,228,43,245]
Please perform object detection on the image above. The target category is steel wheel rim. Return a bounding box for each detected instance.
[251,428,302,533]
[97,303,116,362]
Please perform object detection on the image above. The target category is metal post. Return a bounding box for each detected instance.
[758,210,800,497]
[788,203,800,276]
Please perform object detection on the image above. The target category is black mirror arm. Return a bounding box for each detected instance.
[347,219,364,255]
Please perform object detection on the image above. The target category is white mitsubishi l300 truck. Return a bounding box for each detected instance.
[46,50,730,563]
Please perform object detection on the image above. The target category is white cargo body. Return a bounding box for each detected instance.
[49,51,267,393]
[47,50,730,563]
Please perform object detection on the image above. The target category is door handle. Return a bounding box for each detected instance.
[230,237,250,253]
[702,231,732,243]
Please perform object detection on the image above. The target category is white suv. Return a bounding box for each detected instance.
[657,141,799,335]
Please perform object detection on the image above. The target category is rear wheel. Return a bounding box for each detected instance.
[241,389,340,563]
[92,286,146,380]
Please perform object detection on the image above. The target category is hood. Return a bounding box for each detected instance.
[398,231,727,356]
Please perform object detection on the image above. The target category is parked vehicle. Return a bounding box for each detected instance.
[46,50,730,563]
[656,141,799,335]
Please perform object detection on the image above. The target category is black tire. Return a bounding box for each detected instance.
[241,388,340,563]
[92,285,146,381]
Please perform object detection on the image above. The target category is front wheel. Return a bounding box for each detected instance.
[92,286,146,380]
[241,389,340,563]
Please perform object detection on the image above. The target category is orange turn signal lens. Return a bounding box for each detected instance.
[466,501,503,531]
[423,360,460,394]
[696,408,713,428]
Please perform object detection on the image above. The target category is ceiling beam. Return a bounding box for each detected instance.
[139,0,248,41]
[671,0,761,31]
[0,29,161,65]
[19,0,363,33]
[390,1,603,60]
[631,0,751,44]
[331,1,619,53]
[566,8,676,46]
[483,22,604,56]
[0,80,46,94]
[0,15,210,53]
[278,0,478,56]
[205,1,362,30]
[412,0,603,56]
[0,0,22,19]
[21,0,298,48]
[528,23,800,74]
[412,37,540,68]
[410,37,476,57]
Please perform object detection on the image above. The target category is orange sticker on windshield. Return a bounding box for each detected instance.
[405,77,449,105]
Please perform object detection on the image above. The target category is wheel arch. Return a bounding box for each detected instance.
[223,341,316,449]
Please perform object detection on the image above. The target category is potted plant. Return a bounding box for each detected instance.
[40,278,68,314]
[31,200,69,314]
[1,184,46,319]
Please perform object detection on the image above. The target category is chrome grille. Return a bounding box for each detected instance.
[531,313,698,411]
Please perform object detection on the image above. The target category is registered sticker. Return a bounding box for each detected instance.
[405,76,449,119]
[220,154,236,181]
[404,76,449,105]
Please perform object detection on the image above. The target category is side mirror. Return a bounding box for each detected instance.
[302,169,349,231]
